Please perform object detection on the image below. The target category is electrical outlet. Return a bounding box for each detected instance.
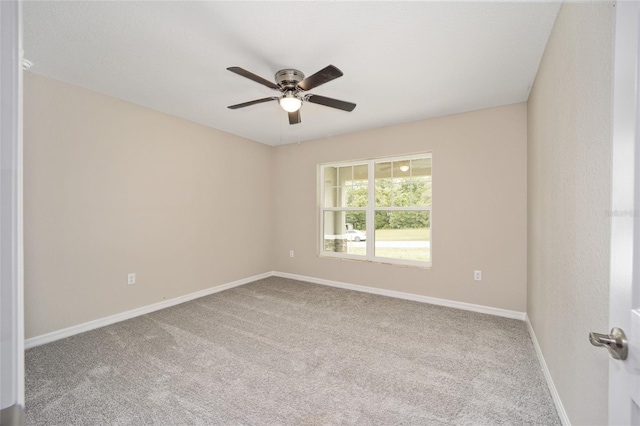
[289,250,294,258]
[128,273,136,285]
[474,270,482,281]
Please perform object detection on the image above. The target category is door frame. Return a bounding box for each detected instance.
[0,0,24,420]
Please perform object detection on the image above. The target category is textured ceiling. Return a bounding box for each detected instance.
[23,1,561,146]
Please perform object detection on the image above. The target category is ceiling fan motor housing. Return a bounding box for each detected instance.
[275,69,305,90]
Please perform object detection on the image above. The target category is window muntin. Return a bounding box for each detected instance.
[320,154,432,267]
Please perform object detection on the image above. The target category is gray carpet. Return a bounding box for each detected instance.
[25,277,560,425]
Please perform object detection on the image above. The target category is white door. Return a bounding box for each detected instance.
[607,1,640,424]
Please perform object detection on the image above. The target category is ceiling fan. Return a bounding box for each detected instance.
[226,65,356,125]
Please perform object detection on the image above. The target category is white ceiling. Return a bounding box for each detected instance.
[23,1,561,146]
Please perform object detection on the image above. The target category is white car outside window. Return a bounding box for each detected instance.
[346,230,366,242]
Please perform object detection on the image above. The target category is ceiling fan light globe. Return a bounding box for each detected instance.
[279,96,302,113]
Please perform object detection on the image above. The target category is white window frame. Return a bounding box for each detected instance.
[319,153,432,268]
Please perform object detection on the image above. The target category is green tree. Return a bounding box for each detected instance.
[346,211,365,230]
[344,178,431,230]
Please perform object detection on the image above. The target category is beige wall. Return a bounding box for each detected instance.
[527,2,614,425]
[25,77,528,338]
[273,103,528,312]
[24,73,274,338]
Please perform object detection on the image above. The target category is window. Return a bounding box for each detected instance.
[320,154,432,267]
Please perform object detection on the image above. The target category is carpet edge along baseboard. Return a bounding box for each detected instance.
[24,271,273,349]
[25,271,525,349]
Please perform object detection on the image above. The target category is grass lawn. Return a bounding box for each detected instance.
[373,227,431,241]
[345,227,431,261]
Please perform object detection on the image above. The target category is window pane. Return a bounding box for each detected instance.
[412,181,432,207]
[324,186,337,208]
[345,211,367,233]
[324,166,338,186]
[338,165,353,184]
[345,185,368,207]
[375,161,392,180]
[353,164,368,181]
[411,158,431,178]
[375,183,391,207]
[391,183,411,207]
[373,156,432,208]
[374,211,430,262]
[375,162,392,207]
[323,211,366,256]
[393,160,410,182]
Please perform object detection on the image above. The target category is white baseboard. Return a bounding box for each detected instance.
[24,271,273,349]
[26,270,526,350]
[525,315,570,425]
[24,272,565,425]
[272,271,526,321]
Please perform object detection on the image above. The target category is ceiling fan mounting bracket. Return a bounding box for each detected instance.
[275,69,305,90]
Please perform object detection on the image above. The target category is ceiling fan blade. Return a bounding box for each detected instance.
[306,95,356,112]
[227,97,278,109]
[227,67,279,90]
[298,65,343,91]
[288,110,301,125]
